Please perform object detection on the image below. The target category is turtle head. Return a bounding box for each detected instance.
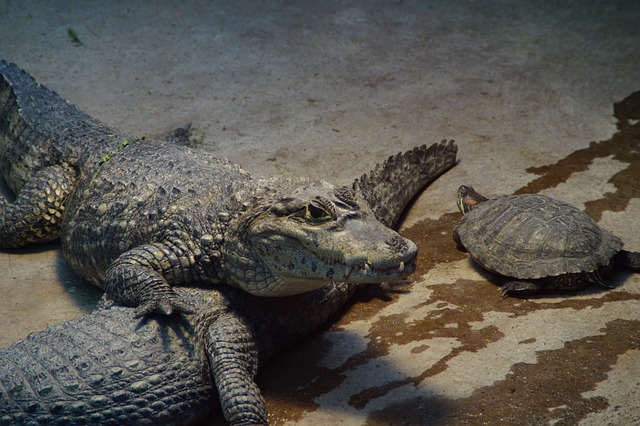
[221,179,417,297]
[456,185,488,214]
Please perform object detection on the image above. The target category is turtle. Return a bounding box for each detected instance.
[452,185,640,296]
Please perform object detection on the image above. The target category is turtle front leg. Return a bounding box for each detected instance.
[499,280,544,297]
[0,164,76,248]
[104,242,197,316]
[205,311,268,426]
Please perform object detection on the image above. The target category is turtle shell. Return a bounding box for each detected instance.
[454,194,623,279]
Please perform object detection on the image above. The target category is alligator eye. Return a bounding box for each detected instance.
[288,201,333,223]
[286,197,335,223]
[307,202,331,221]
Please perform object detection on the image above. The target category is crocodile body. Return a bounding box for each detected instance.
[0,140,458,425]
[0,284,352,426]
[0,61,418,316]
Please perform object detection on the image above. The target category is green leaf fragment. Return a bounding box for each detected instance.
[67,28,83,46]
[99,153,113,165]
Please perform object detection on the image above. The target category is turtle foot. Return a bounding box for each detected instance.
[499,280,543,297]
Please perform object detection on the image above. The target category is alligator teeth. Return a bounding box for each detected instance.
[399,261,405,273]
[364,262,371,272]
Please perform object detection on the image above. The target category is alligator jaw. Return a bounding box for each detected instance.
[246,230,418,296]
[343,257,416,281]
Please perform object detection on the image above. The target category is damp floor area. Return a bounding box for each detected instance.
[1,1,639,425]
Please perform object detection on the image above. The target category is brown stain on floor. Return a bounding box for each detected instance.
[366,318,639,426]
[515,90,640,221]
[257,91,640,425]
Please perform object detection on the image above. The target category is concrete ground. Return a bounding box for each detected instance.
[1,1,639,424]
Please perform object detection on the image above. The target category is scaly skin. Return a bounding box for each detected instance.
[0,140,458,425]
[0,60,416,316]
[0,284,352,426]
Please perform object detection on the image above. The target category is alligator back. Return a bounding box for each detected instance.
[0,291,219,425]
[61,138,252,286]
[0,60,124,194]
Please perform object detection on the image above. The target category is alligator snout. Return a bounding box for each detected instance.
[386,235,412,252]
[386,235,417,260]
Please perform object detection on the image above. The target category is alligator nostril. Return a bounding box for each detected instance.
[385,235,408,250]
[385,235,418,262]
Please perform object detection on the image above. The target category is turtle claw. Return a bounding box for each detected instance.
[588,271,614,289]
[499,280,543,297]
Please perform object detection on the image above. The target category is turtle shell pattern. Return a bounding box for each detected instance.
[455,194,623,279]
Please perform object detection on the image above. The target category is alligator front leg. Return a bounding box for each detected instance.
[104,242,197,316]
[0,163,76,248]
[206,312,268,425]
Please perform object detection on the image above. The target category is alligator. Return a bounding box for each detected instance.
[0,140,458,425]
[1,60,419,316]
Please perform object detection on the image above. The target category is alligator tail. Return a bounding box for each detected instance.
[0,60,124,193]
[353,139,458,228]
[0,61,128,247]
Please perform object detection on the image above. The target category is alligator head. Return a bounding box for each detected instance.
[221,178,417,296]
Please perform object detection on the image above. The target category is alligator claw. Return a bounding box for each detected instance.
[135,297,196,317]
